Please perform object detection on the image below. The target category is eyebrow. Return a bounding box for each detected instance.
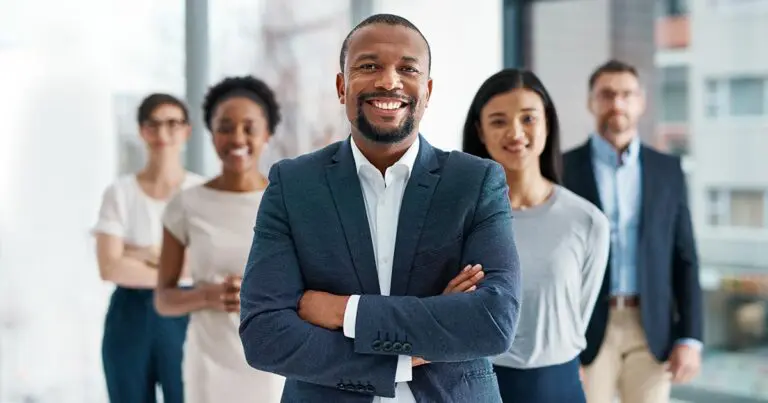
[487,107,538,118]
[353,53,421,65]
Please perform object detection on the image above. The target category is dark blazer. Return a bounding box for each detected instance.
[563,139,703,365]
[239,135,522,402]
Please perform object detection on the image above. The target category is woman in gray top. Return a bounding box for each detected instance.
[462,68,610,403]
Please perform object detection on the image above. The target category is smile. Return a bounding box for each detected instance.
[366,99,408,111]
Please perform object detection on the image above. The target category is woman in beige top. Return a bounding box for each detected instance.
[154,76,284,403]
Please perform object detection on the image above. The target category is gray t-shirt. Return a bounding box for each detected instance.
[494,185,610,369]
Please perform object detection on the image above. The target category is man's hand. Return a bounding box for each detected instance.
[666,344,701,384]
[443,264,484,294]
[412,357,429,367]
[298,290,349,330]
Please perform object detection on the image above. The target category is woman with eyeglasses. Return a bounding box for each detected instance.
[93,93,205,403]
[462,69,610,403]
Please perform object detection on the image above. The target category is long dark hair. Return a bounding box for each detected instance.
[462,68,562,184]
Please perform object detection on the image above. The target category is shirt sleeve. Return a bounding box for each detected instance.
[92,183,125,238]
[580,210,611,332]
[162,192,189,246]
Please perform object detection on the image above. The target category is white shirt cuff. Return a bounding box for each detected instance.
[395,355,413,383]
[343,295,360,339]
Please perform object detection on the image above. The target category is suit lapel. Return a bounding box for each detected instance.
[325,139,380,295]
[638,146,656,252]
[574,141,603,211]
[390,139,440,296]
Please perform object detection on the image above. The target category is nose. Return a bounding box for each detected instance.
[374,66,404,91]
[232,125,248,145]
[508,121,525,140]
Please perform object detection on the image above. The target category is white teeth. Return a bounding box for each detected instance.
[230,147,249,156]
[372,101,403,110]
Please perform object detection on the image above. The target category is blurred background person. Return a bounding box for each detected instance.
[92,93,204,403]
[563,60,703,403]
[463,68,610,403]
[154,76,285,403]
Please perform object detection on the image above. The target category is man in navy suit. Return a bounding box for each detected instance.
[238,14,522,402]
[563,60,703,403]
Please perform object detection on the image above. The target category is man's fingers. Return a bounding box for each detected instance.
[445,265,482,291]
[452,271,485,292]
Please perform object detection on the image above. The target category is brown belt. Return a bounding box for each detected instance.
[609,295,640,308]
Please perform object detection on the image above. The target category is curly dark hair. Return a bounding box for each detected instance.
[202,75,281,134]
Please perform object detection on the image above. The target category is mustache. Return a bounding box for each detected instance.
[357,91,414,105]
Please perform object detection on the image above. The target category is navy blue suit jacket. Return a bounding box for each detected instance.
[563,140,703,364]
[239,136,522,402]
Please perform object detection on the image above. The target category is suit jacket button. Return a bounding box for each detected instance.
[392,342,403,352]
[356,384,366,392]
[366,385,376,393]
[372,339,382,351]
[346,383,356,391]
[402,342,412,353]
[382,341,393,352]
[337,382,346,390]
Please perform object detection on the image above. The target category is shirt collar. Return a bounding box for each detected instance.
[589,132,640,167]
[350,135,420,177]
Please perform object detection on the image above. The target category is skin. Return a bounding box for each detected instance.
[154,96,271,317]
[301,23,482,368]
[587,72,646,152]
[584,72,701,384]
[95,103,190,289]
[477,89,554,209]
[335,23,432,175]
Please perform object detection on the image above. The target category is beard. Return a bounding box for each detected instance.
[354,93,416,145]
[600,112,631,135]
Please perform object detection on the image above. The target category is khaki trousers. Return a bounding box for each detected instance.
[583,307,672,403]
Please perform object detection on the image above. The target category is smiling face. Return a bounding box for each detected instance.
[210,97,270,174]
[478,89,548,173]
[336,23,432,145]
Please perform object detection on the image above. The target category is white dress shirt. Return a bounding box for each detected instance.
[342,136,420,403]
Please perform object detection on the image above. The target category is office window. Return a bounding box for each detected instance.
[730,190,766,228]
[707,188,767,228]
[705,79,722,118]
[659,0,689,16]
[707,189,729,226]
[729,77,765,117]
[660,83,689,122]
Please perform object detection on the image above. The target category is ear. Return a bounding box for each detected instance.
[475,121,485,144]
[336,73,346,104]
[586,93,595,115]
[424,77,433,108]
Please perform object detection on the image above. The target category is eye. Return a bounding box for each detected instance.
[358,63,377,71]
[489,120,507,128]
[521,115,537,125]
[399,66,419,74]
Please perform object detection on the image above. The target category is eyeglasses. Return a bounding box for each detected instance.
[143,119,187,131]
[593,89,640,103]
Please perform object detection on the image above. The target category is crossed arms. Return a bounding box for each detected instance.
[238,161,522,398]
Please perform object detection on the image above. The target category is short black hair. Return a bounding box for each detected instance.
[136,93,189,125]
[339,13,431,74]
[202,75,281,134]
[462,69,563,185]
[588,59,640,91]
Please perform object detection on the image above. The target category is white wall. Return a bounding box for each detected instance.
[0,1,115,402]
[371,0,504,151]
[531,0,611,151]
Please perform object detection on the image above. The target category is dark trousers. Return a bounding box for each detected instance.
[102,287,188,403]
[494,357,586,403]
